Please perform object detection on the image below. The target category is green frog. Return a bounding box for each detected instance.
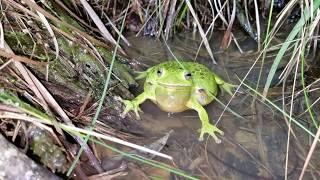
[121,61,235,143]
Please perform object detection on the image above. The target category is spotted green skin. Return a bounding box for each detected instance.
[121,61,235,143]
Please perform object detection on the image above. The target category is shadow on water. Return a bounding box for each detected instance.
[122,31,317,179]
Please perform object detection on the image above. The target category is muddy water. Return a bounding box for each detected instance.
[122,31,310,179]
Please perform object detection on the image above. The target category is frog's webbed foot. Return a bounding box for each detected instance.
[199,124,224,143]
[187,99,224,143]
[120,93,149,120]
[120,99,143,119]
[214,75,237,96]
[220,83,237,96]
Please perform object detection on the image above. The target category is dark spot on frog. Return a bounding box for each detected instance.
[198,89,205,93]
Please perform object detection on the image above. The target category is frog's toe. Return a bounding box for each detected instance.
[121,100,134,117]
[198,124,223,143]
[120,108,130,118]
[222,83,237,96]
[134,107,142,120]
[120,113,126,118]
[121,100,142,119]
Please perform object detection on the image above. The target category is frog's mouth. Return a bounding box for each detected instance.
[158,82,192,88]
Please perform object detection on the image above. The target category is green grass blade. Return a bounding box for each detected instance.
[263,1,320,97]
[243,82,318,139]
[88,137,199,180]
[66,1,131,176]
[301,46,318,128]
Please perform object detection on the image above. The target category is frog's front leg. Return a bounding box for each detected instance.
[121,92,149,119]
[214,75,237,95]
[187,99,224,143]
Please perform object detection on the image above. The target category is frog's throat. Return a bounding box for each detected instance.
[158,82,192,88]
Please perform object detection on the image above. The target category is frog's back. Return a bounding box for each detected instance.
[184,62,217,92]
[153,61,214,75]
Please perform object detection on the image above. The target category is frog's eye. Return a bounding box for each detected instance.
[184,72,192,80]
[157,68,163,77]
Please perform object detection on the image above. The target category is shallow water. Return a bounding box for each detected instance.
[121,31,318,179]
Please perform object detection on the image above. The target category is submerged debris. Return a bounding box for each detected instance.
[29,126,67,173]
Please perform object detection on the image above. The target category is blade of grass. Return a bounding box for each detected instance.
[298,33,318,179]
[220,0,236,49]
[0,109,173,161]
[194,0,229,60]
[17,0,116,51]
[79,0,128,50]
[136,1,165,36]
[185,0,217,64]
[0,90,173,160]
[176,2,188,27]
[164,0,178,39]
[253,0,261,50]
[157,0,170,38]
[264,0,298,45]
[89,137,198,180]
[284,40,302,180]
[262,1,320,97]
[301,46,318,128]
[212,96,246,121]
[242,82,317,139]
[67,1,130,176]
[36,1,59,60]
[299,110,320,180]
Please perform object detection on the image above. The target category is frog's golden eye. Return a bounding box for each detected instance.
[157,68,163,77]
[184,72,192,80]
